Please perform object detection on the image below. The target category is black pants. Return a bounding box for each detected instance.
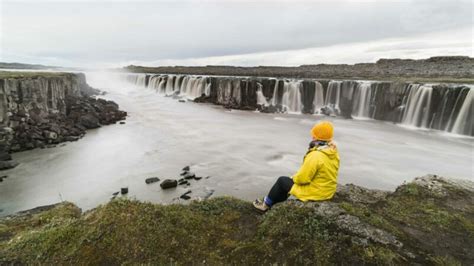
[267,176,294,205]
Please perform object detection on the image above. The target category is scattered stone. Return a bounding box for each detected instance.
[160,179,178,189]
[0,151,12,161]
[183,190,192,196]
[145,177,160,184]
[79,114,100,129]
[194,176,202,180]
[112,191,119,196]
[178,99,186,103]
[180,194,191,200]
[64,136,80,142]
[205,176,211,179]
[180,171,188,176]
[178,180,189,186]
[121,187,128,195]
[182,166,190,171]
[119,121,126,125]
[183,172,196,180]
[0,161,19,170]
[203,189,215,200]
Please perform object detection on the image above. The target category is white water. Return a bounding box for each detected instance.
[325,81,341,112]
[270,80,279,106]
[402,84,433,128]
[0,72,472,217]
[451,88,473,135]
[352,82,372,119]
[281,80,303,113]
[256,83,269,106]
[313,81,325,113]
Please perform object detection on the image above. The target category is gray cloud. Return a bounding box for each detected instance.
[1,0,472,67]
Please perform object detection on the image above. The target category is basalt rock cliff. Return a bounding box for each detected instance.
[0,72,127,170]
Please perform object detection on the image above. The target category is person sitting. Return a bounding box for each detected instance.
[253,121,340,212]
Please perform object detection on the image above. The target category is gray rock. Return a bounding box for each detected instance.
[178,180,189,186]
[183,172,196,180]
[0,160,19,170]
[160,179,178,189]
[145,177,160,184]
[121,187,128,194]
[334,184,389,204]
[0,151,12,161]
[180,194,191,200]
[284,201,403,249]
[79,114,100,129]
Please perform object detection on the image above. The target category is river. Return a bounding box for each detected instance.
[0,71,472,216]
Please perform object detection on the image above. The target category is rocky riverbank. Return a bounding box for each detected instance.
[0,175,472,264]
[0,71,127,170]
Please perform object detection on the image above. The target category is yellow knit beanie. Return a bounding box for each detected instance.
[311,121,334,141]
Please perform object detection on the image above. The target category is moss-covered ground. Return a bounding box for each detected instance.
[1,177,472,265]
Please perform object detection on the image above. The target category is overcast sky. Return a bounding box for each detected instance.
[0,0,472,67]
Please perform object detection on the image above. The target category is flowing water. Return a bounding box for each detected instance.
[0,71,473,216]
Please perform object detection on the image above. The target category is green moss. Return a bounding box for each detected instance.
[429,255,462,266]
[362,246,403,265]
[0,186,472,265]
[340,201,403,237]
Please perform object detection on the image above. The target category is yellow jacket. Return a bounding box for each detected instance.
[289,144,340,201]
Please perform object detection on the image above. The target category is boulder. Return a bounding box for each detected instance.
[145,177,160,184]
[160,179,178,189]
[79,114,100,129]
[121,187,128,195]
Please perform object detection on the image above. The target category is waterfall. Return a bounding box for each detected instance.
[136,74,146,88]
[270,80,279,106]
[148,75,164,91]
[312,81,324,114]
[351,82,372,118]
[204,83,211,96]
[157,77,166,94]
[450,88,473,135]
[177,76,208,99]
[256,82,269,106]
[281,80,303,113]
[122,73,473,136]
[402,84,433,128]
[325,81,341,111]
[165,75,175,95]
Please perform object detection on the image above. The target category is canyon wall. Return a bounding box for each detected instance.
[0,72,126,169]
